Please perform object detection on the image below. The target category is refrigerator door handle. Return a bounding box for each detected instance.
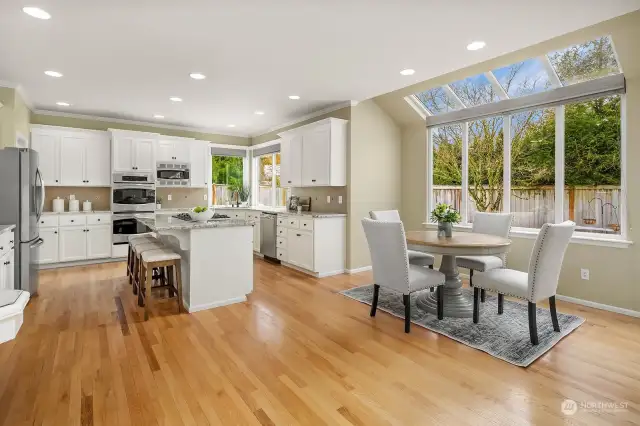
[30,238,44,249]
[36,168,45,222]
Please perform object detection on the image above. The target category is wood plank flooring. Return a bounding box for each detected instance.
[0,259,639,425]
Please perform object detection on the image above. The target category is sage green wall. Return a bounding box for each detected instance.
[13,91,30,141]
[0,87,15,149]
[30,113,250,146]
[388,11,640,311]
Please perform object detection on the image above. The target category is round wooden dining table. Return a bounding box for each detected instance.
[405,231,511,318]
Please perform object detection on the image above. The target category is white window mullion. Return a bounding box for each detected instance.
[503,115,511,214]
[461,122,469,224]
[555,105,565,224]
[271,153,277,207]
[620,95,628,240]
[426,127,434,222]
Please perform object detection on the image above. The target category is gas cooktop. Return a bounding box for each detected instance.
[172,213,230,221]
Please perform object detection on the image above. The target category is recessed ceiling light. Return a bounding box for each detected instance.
[227,124,236,128]
[23,7,51,20]
[400,69,415,76]
[44,70,63,78]
[466,41,486,51]
[189,73,206,80]
[153,114,164,119]
[169,97,183,102]
[56,102,70,107]
[254,111,265,115]
[289,95,300,100]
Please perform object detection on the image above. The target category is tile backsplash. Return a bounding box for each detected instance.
[156,187,208,209]
[291,187,347,214]
[44,187,111,211]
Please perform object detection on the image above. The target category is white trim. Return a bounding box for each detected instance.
[184,296,247,313]
[555,294,640,318]
[249,139,280,150]
[249,101,354,137]
[426,127,434,219]
[610,36,623,74]
[461,122,469,224]
[208,142,249,150]
[443,84,465,109]
[32,109,250,138]
[620,95,628,241]
[485,72,509,100]
[540,55,562,88]
[280,261,344,278]
[503,114,511,214]
[421,222,633,248]
[554,105,565,224]
[36,257,125,270]
[404,95,429,120]
[346,266,372,274]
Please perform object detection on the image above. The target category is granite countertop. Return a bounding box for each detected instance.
[156,207,346,218]
[43,211,111,215]
[136,215,252,231]
[0,224,16,235]
[276,211,346,218]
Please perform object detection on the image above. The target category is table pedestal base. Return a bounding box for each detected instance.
[415,253,474,318]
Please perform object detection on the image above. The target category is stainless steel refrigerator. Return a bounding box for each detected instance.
[0,148,44,295]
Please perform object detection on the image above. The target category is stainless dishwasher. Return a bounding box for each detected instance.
[260,212,278,260]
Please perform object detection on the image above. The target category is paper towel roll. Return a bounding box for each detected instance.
[52,197,64,213]
[69,199,80,212]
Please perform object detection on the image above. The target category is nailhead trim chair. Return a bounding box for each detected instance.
[456,212,512,302]
[362,218,446,333]
[471,221,576,345]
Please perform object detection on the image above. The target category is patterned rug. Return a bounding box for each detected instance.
[340,285,585,367]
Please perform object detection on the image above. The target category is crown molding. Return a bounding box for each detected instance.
[32,109,250,138]
[0,81,34,110]
[249,100,356,138]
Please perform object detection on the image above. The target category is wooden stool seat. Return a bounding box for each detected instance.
[138,249,183,320]
[131,242,164,295]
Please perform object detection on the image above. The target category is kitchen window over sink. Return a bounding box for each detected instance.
[210,146,249,206]
[251,141,289,208]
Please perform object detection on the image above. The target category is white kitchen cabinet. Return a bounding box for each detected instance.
[0,249,14,290]
[157,138,191,162]
[246,212,261,252]
[111,131,156,172]
[112,136,134,172]
[84,135,111,186]
[189,141,210,188]
[133,138,156,172]
[31,129,60,185]
[37,228,59,264]
[277,118,347,187]
[287,229,314,271]
[86,225,112,259]
[59,135,86,186]
[59,228,88,262]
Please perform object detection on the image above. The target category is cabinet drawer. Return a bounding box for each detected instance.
[299,218,314,231]
[285,217,299,229]
[39,215,59,228]
[230,211,246,220]
[277,226,287,238]
[276,237,287,249]
[0,232,13,257]
[59,215,87,227]
[276,248,287,262]
[277,216,287,227]
[87,213,111,225]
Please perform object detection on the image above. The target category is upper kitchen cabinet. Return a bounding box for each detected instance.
[31,126,111,187]
[278,118,348,187]
[111,130,156,172]
[189,140,211,188]
[157,138,191,162]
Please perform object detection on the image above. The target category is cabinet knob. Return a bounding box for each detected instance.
[70,220,74,222]
[311,179,316,182]
[296,234,301,237]
[54,231,58,234]
[97,219,100,221]
[9,240,13,243]
[55,180,59,183]
[288,180,291,183]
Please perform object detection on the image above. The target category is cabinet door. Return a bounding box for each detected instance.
[37,228,59,264]
[156,140,175,162]
[134,139,155,172]
[112,136,134,171]
[301,126,330,186]
[59,228,87,262]
[287,229,313,270]
[253,222,260,252]
[0,253,6,290]
[189,141,208,188]
[173,142,191,162]
[86,225,112,259]
[84,135,111,186]
[59,135,86,186]
[281,135,303,187]
[31,131,60,185]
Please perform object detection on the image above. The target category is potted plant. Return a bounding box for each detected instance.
[156,196,163,210]
[430,203,461,238]
[229,181,251,207]
[238,186,251,207]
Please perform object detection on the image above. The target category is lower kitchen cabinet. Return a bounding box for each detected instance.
[86,225,112,259]
[38,228,59,264]
[0,249,15,291]
[59,227,88,262]
[287,229,314,271]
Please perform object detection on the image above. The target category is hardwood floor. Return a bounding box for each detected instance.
[0,259,639,426]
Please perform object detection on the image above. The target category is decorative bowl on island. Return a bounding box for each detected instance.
[189,206,214,222]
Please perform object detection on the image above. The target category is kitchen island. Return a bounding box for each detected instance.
[136,213,254,313]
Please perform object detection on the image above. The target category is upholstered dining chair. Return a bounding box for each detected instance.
[456,212,512,302]
[361,218,446,333]
[471,221,576,345]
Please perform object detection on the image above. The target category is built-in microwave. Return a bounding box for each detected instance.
[157,162,190,186]
[111,172,156,213]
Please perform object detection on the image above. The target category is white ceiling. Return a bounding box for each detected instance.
[1,0,638,137]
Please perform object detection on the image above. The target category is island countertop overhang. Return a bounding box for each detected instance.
[135,215,253,232]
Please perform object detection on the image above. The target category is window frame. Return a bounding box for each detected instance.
[207,143,249,208]
[426,95,629,246]
[253,152,279,208]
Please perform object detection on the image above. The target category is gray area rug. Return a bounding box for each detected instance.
[340,285,584,367]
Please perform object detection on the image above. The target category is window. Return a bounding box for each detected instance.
[255,152,289,207]
[211,156,244,206]
[422,36,626,241]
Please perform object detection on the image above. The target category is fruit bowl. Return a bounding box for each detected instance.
[189,207,214,222]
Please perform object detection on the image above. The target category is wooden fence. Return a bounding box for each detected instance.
[434,186,621,233]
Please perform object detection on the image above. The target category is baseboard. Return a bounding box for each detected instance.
[345,266,372,274]
[280,262,344,278]
[556,294,640,318]
[184,296,247,313]
[37,257,126,270]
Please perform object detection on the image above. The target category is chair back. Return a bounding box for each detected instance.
[472,212,512,238]
[361,218,410,294]
[369,210,401,222]
[527,221,576,302]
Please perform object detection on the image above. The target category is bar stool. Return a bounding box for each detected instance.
[132,241,164,296]
[127,235,157,280]
[139,249,183,320]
